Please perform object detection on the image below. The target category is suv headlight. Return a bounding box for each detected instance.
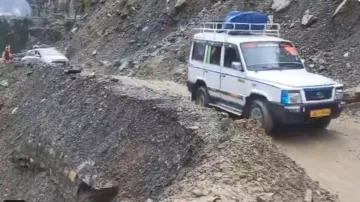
[281,90,302,105]
[335,88,343,100]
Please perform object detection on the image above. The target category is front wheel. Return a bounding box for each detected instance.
[249,99,274,134]
[194,86,209,107]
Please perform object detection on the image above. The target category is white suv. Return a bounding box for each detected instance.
[187,20,344,133]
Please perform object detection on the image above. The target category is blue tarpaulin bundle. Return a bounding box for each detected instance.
[222,11,269,32]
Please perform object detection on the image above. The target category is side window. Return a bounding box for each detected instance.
[224,45,241,68]
[191,42,206,62]
[207,45,222,66]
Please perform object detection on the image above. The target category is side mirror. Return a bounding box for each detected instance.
[301,59,305,64]
[231,61,243,71]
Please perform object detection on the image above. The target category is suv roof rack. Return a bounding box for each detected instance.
[194,21,281,37]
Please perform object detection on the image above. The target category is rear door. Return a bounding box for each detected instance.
[203,42,222,99]
[220,43,247,107]
[188,40,206,84]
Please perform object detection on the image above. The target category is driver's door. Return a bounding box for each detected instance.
[220,43,247,108]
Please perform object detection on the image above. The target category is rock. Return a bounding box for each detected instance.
[271,0,292,12]
[344,87,360,103]
[109,77,119,82]
[0,79,9,87]
[68,170,77,182]
[119,60,133,71]
[85,72,96,78]
[191,188,204,197]
[142,26,149,32]
[11,107,18,114]
[333,0,349,18]
[175,0,187,8]
[26,71,33,76]
[113,60,121,67]
[64,69,82,74]
[145,199,153,202]
[92,50,97,55]
[301,10,317,27]
[304,189,312,202]
[256,193,274,202]
[187,126,199,131]
[71,27,78,33]
[129,40,136,44]
[100,60,111,66]
[220,118,231,131]
[344,52,349,58]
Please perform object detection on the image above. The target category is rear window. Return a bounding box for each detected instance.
[191,42,206,62]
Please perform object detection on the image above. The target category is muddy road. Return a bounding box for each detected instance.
[96,73,359,201]
[275,117,360,202]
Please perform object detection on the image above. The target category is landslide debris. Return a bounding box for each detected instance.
[57,0,360,88]
[0,63,339,201]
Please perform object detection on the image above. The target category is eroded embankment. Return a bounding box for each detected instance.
[0,66,203,202]
[0,64,340,202]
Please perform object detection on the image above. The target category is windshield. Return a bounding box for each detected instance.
[240,41,303,71]
[38,49,62,56]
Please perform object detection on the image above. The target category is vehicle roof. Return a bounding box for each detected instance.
[193,32,291,44]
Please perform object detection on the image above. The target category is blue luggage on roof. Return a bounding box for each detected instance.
[223,11,269,32]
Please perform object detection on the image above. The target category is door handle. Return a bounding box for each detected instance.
[221,74,226,77]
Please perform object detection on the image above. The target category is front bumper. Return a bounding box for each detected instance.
[269,101,344,124]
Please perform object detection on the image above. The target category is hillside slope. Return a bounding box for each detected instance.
[58,0,360,86]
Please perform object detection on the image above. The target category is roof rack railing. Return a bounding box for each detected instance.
[193,21,281,37]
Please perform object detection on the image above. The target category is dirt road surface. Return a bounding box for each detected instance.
[275,116,360,202]
[94,73,359,201]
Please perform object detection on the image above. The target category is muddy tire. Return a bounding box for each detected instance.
[249,99,274,134]
[309,118,331,130]
[194,86,209,107]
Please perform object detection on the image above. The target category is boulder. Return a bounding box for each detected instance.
[301,10,317,26]
[333,0,349,18]
[344,87,360,103]
[271,0,292,12]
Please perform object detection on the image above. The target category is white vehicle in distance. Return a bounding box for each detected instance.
[21,47,69,66]
[187,11,345,134]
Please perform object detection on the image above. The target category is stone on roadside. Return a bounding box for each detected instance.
[92,50,97,55]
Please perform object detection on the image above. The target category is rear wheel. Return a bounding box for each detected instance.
[249,99,274,134]
[194,86,209,107]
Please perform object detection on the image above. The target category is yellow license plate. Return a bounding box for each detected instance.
[310,108,331,118]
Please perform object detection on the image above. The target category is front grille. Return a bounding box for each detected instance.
[304,87,333,101]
